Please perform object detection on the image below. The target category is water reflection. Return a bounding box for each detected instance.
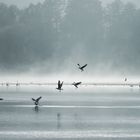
[57,113,61,129]
[1,86,140,140]
[74,113,82,129]
[33,106,39,113]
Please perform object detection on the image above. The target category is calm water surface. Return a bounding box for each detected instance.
[0,85,140,140]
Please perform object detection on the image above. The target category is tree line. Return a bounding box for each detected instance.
[0,0,140,74]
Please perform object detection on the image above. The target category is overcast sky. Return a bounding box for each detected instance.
[0,0,140,8]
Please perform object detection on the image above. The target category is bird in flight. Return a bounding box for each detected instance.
[77,64,87,72]
[72,82,82,88]
[56,80,63,91]
[32,96,42,106]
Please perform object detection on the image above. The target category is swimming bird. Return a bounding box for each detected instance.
[56,80,63,91]
[77,64,87,72]
[0,98,3,100]
[72,82,82,88]
[6,83,9,86]
[32,96,42,106]
[130,84,133,87]
[16,81,20,86]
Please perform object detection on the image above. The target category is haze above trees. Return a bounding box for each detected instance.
[0,0,139,75]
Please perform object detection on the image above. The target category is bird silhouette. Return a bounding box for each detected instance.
[77,64,87,72]
[6,83,9,86]
[0,98,3,100]
[72,82,82,88]
[56,80,63,91]
[32,96,42,106]
[16,81,20,86]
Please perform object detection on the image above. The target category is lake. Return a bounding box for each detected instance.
[0,85,140,140]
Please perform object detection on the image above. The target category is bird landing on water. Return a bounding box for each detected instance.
[32,96,42,106]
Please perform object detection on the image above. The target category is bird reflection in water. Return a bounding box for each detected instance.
[34,105,39,112]
[57,113,61,129]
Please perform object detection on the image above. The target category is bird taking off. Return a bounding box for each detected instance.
[77,64,87,72]
[72,82,82,88]
[56,80,63,91]
[32,96,42,106]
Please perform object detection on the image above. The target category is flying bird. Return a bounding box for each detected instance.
[77,64,87,72]
[56,80,63,91]
[32,96,42,106]
[72,82,82,88]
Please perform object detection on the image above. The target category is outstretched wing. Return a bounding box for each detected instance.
[74,82,82,88]
[76,82,82,85]
[32,98,36,102]
[36,96,42,102]
[58,80,61,88]
[58,80,60,85]
[81,64,87,69]
[74,85,78,88]
[60,81,63,88]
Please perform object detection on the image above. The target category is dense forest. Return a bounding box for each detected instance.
[0,0,140,75]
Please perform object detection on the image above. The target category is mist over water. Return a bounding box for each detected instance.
[0,0,140,139]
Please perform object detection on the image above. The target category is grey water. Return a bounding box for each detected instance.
[0,85,140,140]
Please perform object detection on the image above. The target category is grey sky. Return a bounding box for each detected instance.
[0,0,140,8]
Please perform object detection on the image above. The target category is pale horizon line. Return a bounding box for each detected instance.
[1,81,140,87]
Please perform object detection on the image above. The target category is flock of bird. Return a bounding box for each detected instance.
[32,64,87,106]
[0,63,137,106]
[56,63,87,91]
[0,63,88,106]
